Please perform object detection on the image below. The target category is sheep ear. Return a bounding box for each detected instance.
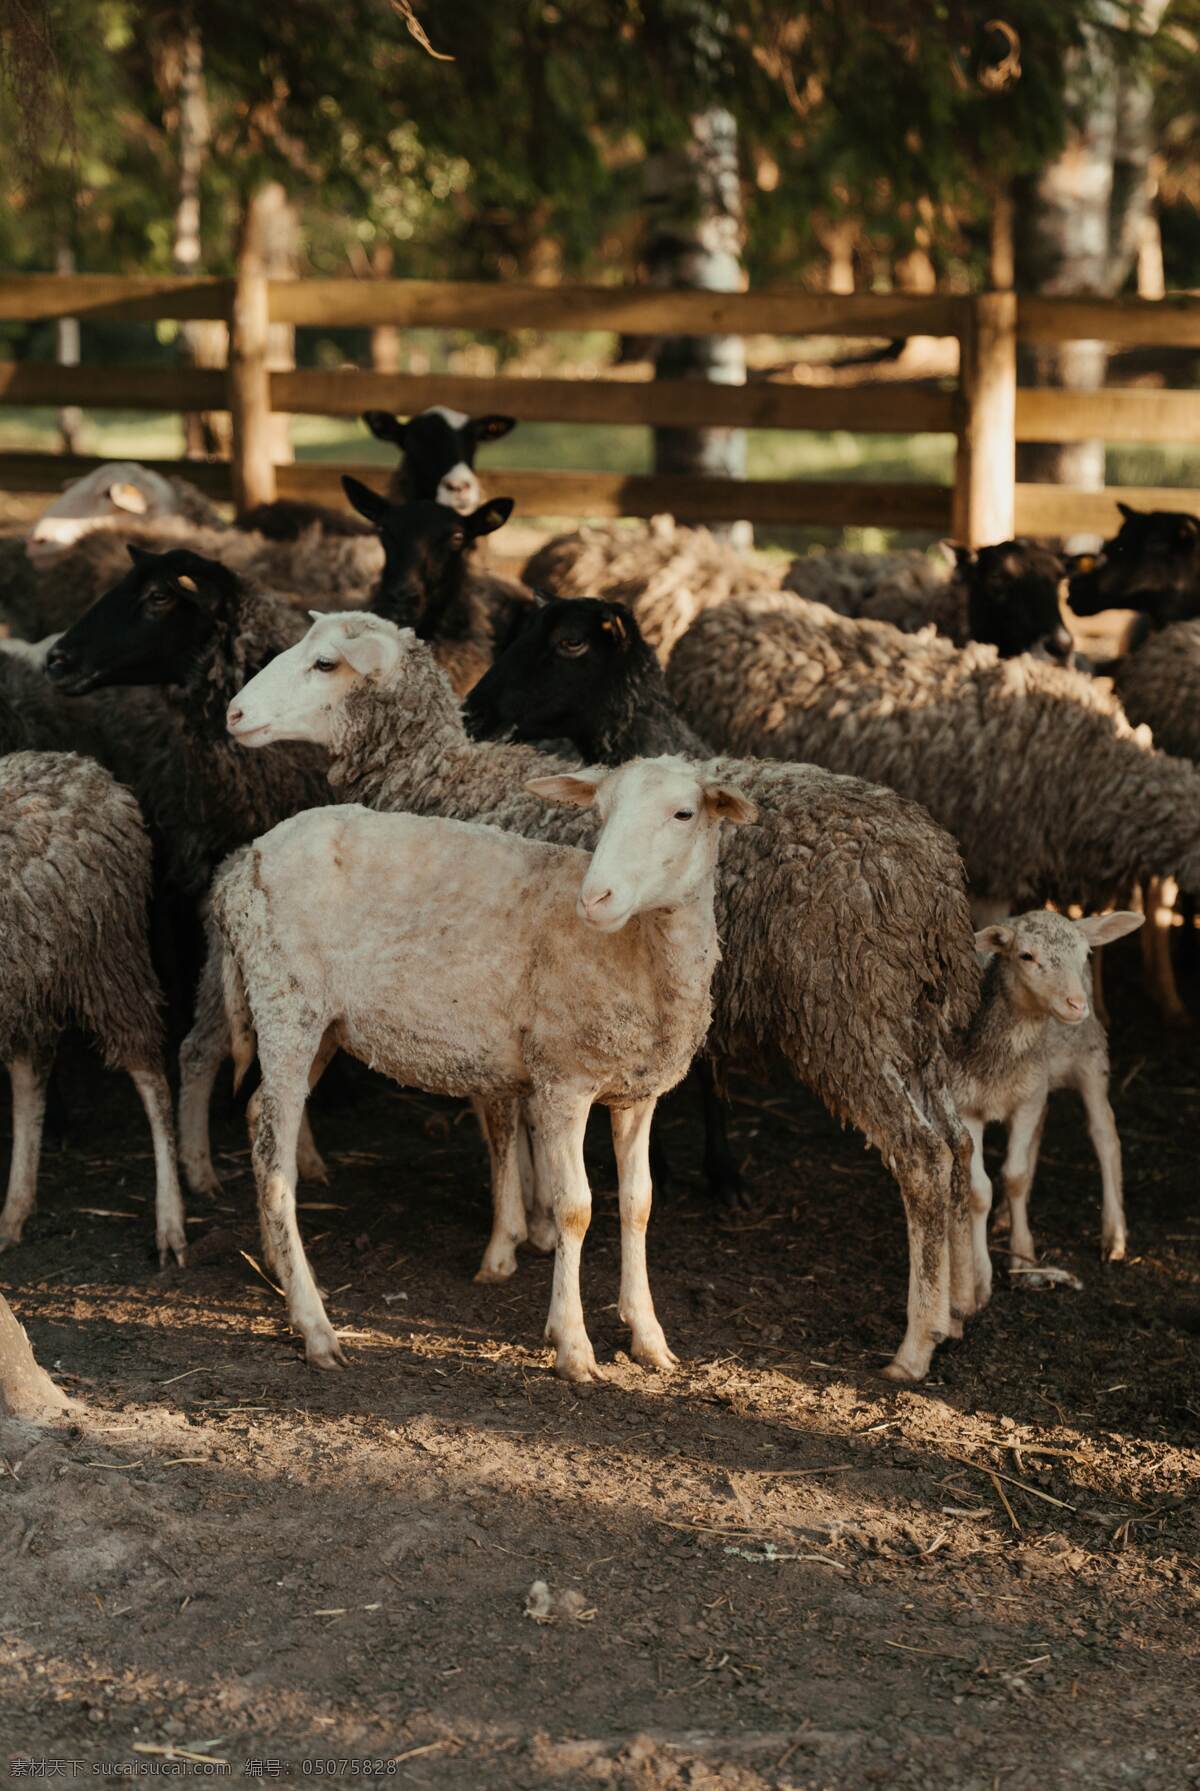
[1116,501,1139,522]
[109,480,149,514]
[127,543,157,566]
[467,497,514,538]
[341,476,390,525]
[703,783,757,826]
[337,628,398,677]
[1077,910,1144,947]
[939,538,971,571]
[362,410,405,445]
[472,414,516,442]
[975,924,1015,956]
[526,772,603,808]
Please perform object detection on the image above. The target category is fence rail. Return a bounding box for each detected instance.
[1,274,1199,540]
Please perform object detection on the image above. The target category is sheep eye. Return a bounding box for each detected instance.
[556,638,588,658]
[145,589,175,611]
[312,657,338,673]
[674,809,695,821]
[1019,951,1036,963]
[448,531,465,550]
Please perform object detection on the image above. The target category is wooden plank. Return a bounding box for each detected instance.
[0,275,233,323]
[269,279,968,339]
[953,292,1016,545]
[275,462,953,527]
[1020,295,1200,347]
[1015,482,1200,536]
[0,451,232,497]
[0,363,227,410]
[1016,385,1200,444]
[229,262,275,512]
[271,368,956,432]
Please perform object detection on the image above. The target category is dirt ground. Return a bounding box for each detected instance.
[1,937,1198,1791]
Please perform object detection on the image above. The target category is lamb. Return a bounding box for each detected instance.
[0,750,186,1266]
[522,515,780,662]
[44,545,331,900]
[342,476,530,696]
[666,588,1200,919]
[783,540,1075,662]
[210,611,984,1383]
[207,757,751,1376]
[362,405,516,513]
[954,909,1143,1301]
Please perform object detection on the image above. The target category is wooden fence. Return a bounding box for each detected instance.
[2,273,1200,542]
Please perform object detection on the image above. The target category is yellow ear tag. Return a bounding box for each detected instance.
[109,481,149,514]
[177,575,199,594]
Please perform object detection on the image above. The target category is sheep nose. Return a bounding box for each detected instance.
[1064,994,1088,1017]
[44,644,73,681]
[227,703,244,729]
[580,886,613,918]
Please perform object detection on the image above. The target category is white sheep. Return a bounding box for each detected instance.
[954,908,1143,1304]
[207,756,755,1378]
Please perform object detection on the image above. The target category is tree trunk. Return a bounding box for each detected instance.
[645,107,748,543]
[369,242,400,374]
[54,241,82,455]
[252,181,299,468]
[0,1293,71,1421]
[172,23,228,460]
[1014,2,1168,508]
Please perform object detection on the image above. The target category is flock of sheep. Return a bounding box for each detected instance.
[2,403,1197,1388]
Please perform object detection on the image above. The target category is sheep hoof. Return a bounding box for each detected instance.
[945,1313,964,1341]
[474,1255,518,1285]
[881,1358,923,1385]
[306,1332,347,1370]
[159,1239,188,1270]
[182,1163,223,1200]
[298,1148,329,1184]
[0,1229,20,1254]
[552,1339,607,1384]
[1103,1236,1127,1264]
[631,1337,679,1373]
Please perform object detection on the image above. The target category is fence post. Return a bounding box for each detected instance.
[228,235,275,514]
[953,290,1017,545]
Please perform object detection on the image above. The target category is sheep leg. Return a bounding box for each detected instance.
[474,1097,529,1284]
[178,973,230,1199]
[963,1115,994,1313]
[1001,1100,1046,1277]
[882,1128,955,1384]
[696,1054,745,1209]
[129,1068,187,1268]
[1142,876,1189,1028]
[611,1098,676,1372]
[252,1052,344,1370]
[519,1109,557,1254]
[1076,1066,1126,1262]
[529,1088,603,1383]
[0,1052,51,1251]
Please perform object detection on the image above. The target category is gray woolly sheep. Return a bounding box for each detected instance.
[0,751,186,1266]
[8,517,382,642]
[214,612,985,1384]
[666,589,1200,917]
[1111,621,1200,764]
[522,516,780,661]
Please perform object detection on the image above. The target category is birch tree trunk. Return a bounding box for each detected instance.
[645,106,748,543]
[54,241,82,455]
[172,23,229,460]
[1015,2,1168,505]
